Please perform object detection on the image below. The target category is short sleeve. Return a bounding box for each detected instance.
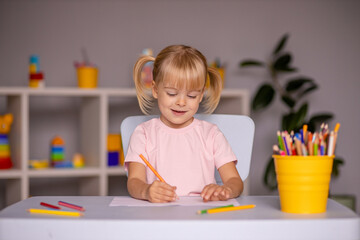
[124,125,147,171]
[213,128,237,170]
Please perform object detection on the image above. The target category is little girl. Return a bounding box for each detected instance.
[125,45,243,203]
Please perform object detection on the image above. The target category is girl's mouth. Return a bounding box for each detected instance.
[172,109,186,115]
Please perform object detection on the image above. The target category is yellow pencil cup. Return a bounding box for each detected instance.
[273,155,334,214]
[77,67,98,88]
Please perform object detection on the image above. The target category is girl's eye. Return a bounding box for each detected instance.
[187,95,197,99]
[167,92,177,97]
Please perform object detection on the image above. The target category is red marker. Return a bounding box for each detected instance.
[58,201,85,212]
[40,202,61,210]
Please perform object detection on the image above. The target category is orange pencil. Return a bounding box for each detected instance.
[308,132,313,155]
[139,154,166,183]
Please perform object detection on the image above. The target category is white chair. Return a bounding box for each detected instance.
[120,114,255,183]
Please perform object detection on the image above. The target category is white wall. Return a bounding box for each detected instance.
[0,0,359,212]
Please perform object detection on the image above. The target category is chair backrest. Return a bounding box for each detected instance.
[120,114,255,182]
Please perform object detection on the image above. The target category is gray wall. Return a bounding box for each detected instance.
[1,0,359,212]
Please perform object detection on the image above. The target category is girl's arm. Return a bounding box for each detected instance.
[201,161,243,201]
[127,162,178,203]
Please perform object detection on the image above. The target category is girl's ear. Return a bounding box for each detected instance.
[152,81,158,99]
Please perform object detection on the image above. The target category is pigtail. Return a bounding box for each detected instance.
[203,67,223,113]
[133,55,155,114]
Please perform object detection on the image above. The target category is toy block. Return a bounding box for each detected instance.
[107,151,119,166]
[0,156,12,169]
[107,134,121,151]
[0,151,10,157]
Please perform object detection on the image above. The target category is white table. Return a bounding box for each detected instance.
[0,196,359,240]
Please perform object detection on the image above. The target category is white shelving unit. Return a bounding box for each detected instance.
[0,87,250,207]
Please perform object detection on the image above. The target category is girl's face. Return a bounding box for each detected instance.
[152,81,204,129]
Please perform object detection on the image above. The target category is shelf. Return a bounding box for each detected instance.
[0,87,249,208]
[0,169,22,179]
[28,167,101,178]
[106,166,127,176]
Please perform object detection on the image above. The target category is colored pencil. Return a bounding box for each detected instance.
[58,201,85,212]
[277,131,284,151]
[333,123,340,155]
[327,132,335,156]
[308,132,313,156]
[303,124,308,144]
[28,208,83,217]
[282,134,290,155]
[313,133,319,156]
[40,202,61,210]
[197,204,234,214]
[274,123,340,156]
[334,123,340,133]
[294,138,302,156]
[301,143,308,156]
[201,204,256,214]
[139,154,166,183]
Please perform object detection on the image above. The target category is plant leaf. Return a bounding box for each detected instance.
[309,113,334,124]
[281,95,296,108]
[239,60,265,68]
[332,157,344,178]
[251,84,275,111]
[308,113,334,131]
[285,77,313,92]
[282,103,308,131]
[298,84,318,98]
[292,103,308,130]
[273,34,289,55]
[263,157,277,191]
[273,53,296,72]
[282,112,295,131]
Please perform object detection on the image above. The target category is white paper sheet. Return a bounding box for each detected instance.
[109,196,239,207]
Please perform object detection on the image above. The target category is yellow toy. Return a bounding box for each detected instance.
[72,153,85,168]
[0,114,13,134]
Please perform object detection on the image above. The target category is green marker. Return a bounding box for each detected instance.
[197,204,234,215]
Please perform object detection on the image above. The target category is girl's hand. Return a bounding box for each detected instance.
[147,180,178,203]
[200,184,233,202]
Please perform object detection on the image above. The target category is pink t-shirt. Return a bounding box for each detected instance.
[124,118,237,196]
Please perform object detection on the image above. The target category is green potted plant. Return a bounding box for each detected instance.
[239,34,345,192]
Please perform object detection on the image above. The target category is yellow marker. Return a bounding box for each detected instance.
[28,208,83,217]
[334,123,340,133]
[201,204,256,214]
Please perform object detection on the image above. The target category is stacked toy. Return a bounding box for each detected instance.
[0,114,13,169]
[107,134,124,166]
[141,48,153,88]
[29,55,44,88]
[51,136,71,167]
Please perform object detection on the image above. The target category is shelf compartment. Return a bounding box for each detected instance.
[0,94,26,171]
[28,95,102,168]
[29,176,100,196]
[107,175,128,196]
[0,178,22,208]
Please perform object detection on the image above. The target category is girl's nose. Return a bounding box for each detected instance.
[176,95,186,106]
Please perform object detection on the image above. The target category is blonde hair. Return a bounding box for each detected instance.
[133,45,223,114]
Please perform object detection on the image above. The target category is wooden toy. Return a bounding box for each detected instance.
[50,136,69,168]
[107,134,124,166]
[29,55,44,88]
[0,114,13,169]
[72,153,85,168]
